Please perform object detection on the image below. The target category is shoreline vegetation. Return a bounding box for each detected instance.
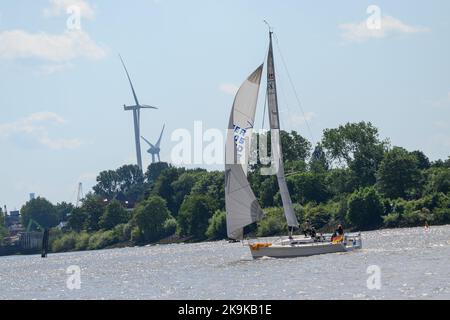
[1,122,449,255]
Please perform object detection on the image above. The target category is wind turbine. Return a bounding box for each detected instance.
[119,54,157,171]
[141,124,165,163]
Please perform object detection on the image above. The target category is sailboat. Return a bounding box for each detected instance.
[225,30,362,259]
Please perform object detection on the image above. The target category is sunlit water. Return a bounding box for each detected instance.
[1,225,450,300]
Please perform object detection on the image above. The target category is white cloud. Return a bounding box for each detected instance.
[219,83,239,96]
[0,29,107,63]
[339,15,430,43]
[0,112,82,150]
[43,0,95,20]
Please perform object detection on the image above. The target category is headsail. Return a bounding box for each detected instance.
[225,65,265,240]
[266,33,299,229]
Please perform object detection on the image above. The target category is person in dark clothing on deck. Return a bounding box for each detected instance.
[303,219,313,237]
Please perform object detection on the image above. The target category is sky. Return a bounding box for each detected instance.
[0,0,449,210]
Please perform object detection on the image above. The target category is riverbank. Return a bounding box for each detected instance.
[2,221,447,257]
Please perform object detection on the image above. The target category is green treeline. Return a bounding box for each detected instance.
[9,122,450,253]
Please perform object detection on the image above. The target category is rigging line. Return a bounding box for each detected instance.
[273,33,316,147]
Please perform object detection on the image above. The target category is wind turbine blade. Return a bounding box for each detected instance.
[140,105,158,109]
[141,136,155,148]
[156,124,165,148]
[119,54,140,106]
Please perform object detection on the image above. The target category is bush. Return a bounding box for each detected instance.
[51,232,77,252]
[383,213,401,228]
[99,200,130,230]
[206,211,227,240]
[133,196,173,243]
[256,207,286,237]
[122,222,134,241]
[163,218,177,237]
[87,230,117,250]
[131,227,142,243]
[177,194,216,240]
[347,187,384,230]
[75,232,90,251]
[304,205,332,230]
[434,207,450,225]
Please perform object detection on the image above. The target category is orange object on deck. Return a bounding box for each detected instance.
[249,243,272,251]
[331,235,344,244]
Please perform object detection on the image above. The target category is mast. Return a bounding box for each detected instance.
[266,31,299,230]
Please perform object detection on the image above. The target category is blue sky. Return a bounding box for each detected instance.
[1,0,449,210]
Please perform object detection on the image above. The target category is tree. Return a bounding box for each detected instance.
[93,170,119,198]
[100,200,129,230]
[81,193,106,231]
[133,196,173,243]
[55,202,74,223]
[325,168,357,197]
[376,147,423,199]
[0,207,4,227]
[0,207,8,245]
[21,197,58,230]
[309,143,329,173]
[346,187,384,230]
[151,167,183,215]
[322,122,387,187]
[281,131,312,163]
[205,210,227,240]
[425,168,450,194]
[256,130,311,165]
[411,150,431,170]
[431,157,450,169]
[177,194,216,240]
[145,162,170,184]
[258,176,278,208]
[171,171,203,216]
[93,165,144,203]
[68,207,87,232]
[190,171,223,210]
[287,172,330,204]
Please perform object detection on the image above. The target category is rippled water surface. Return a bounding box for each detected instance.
[1,225,450,299]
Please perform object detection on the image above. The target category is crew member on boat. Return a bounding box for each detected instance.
[331,224,344,243]
[302,219,313,237]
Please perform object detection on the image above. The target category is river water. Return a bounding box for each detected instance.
[1,225,450,300]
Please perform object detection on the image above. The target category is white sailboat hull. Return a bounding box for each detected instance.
[249,235,362,259]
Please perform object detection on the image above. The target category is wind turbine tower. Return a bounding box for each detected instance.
[76,182,84,208]
[119,55,157,171]
[141,124,165,163]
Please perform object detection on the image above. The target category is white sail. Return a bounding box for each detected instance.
[225,65,265,240]
[266,33,299,229]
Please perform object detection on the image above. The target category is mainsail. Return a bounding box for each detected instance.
[266,32,299,229]
[225,65,265,240]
